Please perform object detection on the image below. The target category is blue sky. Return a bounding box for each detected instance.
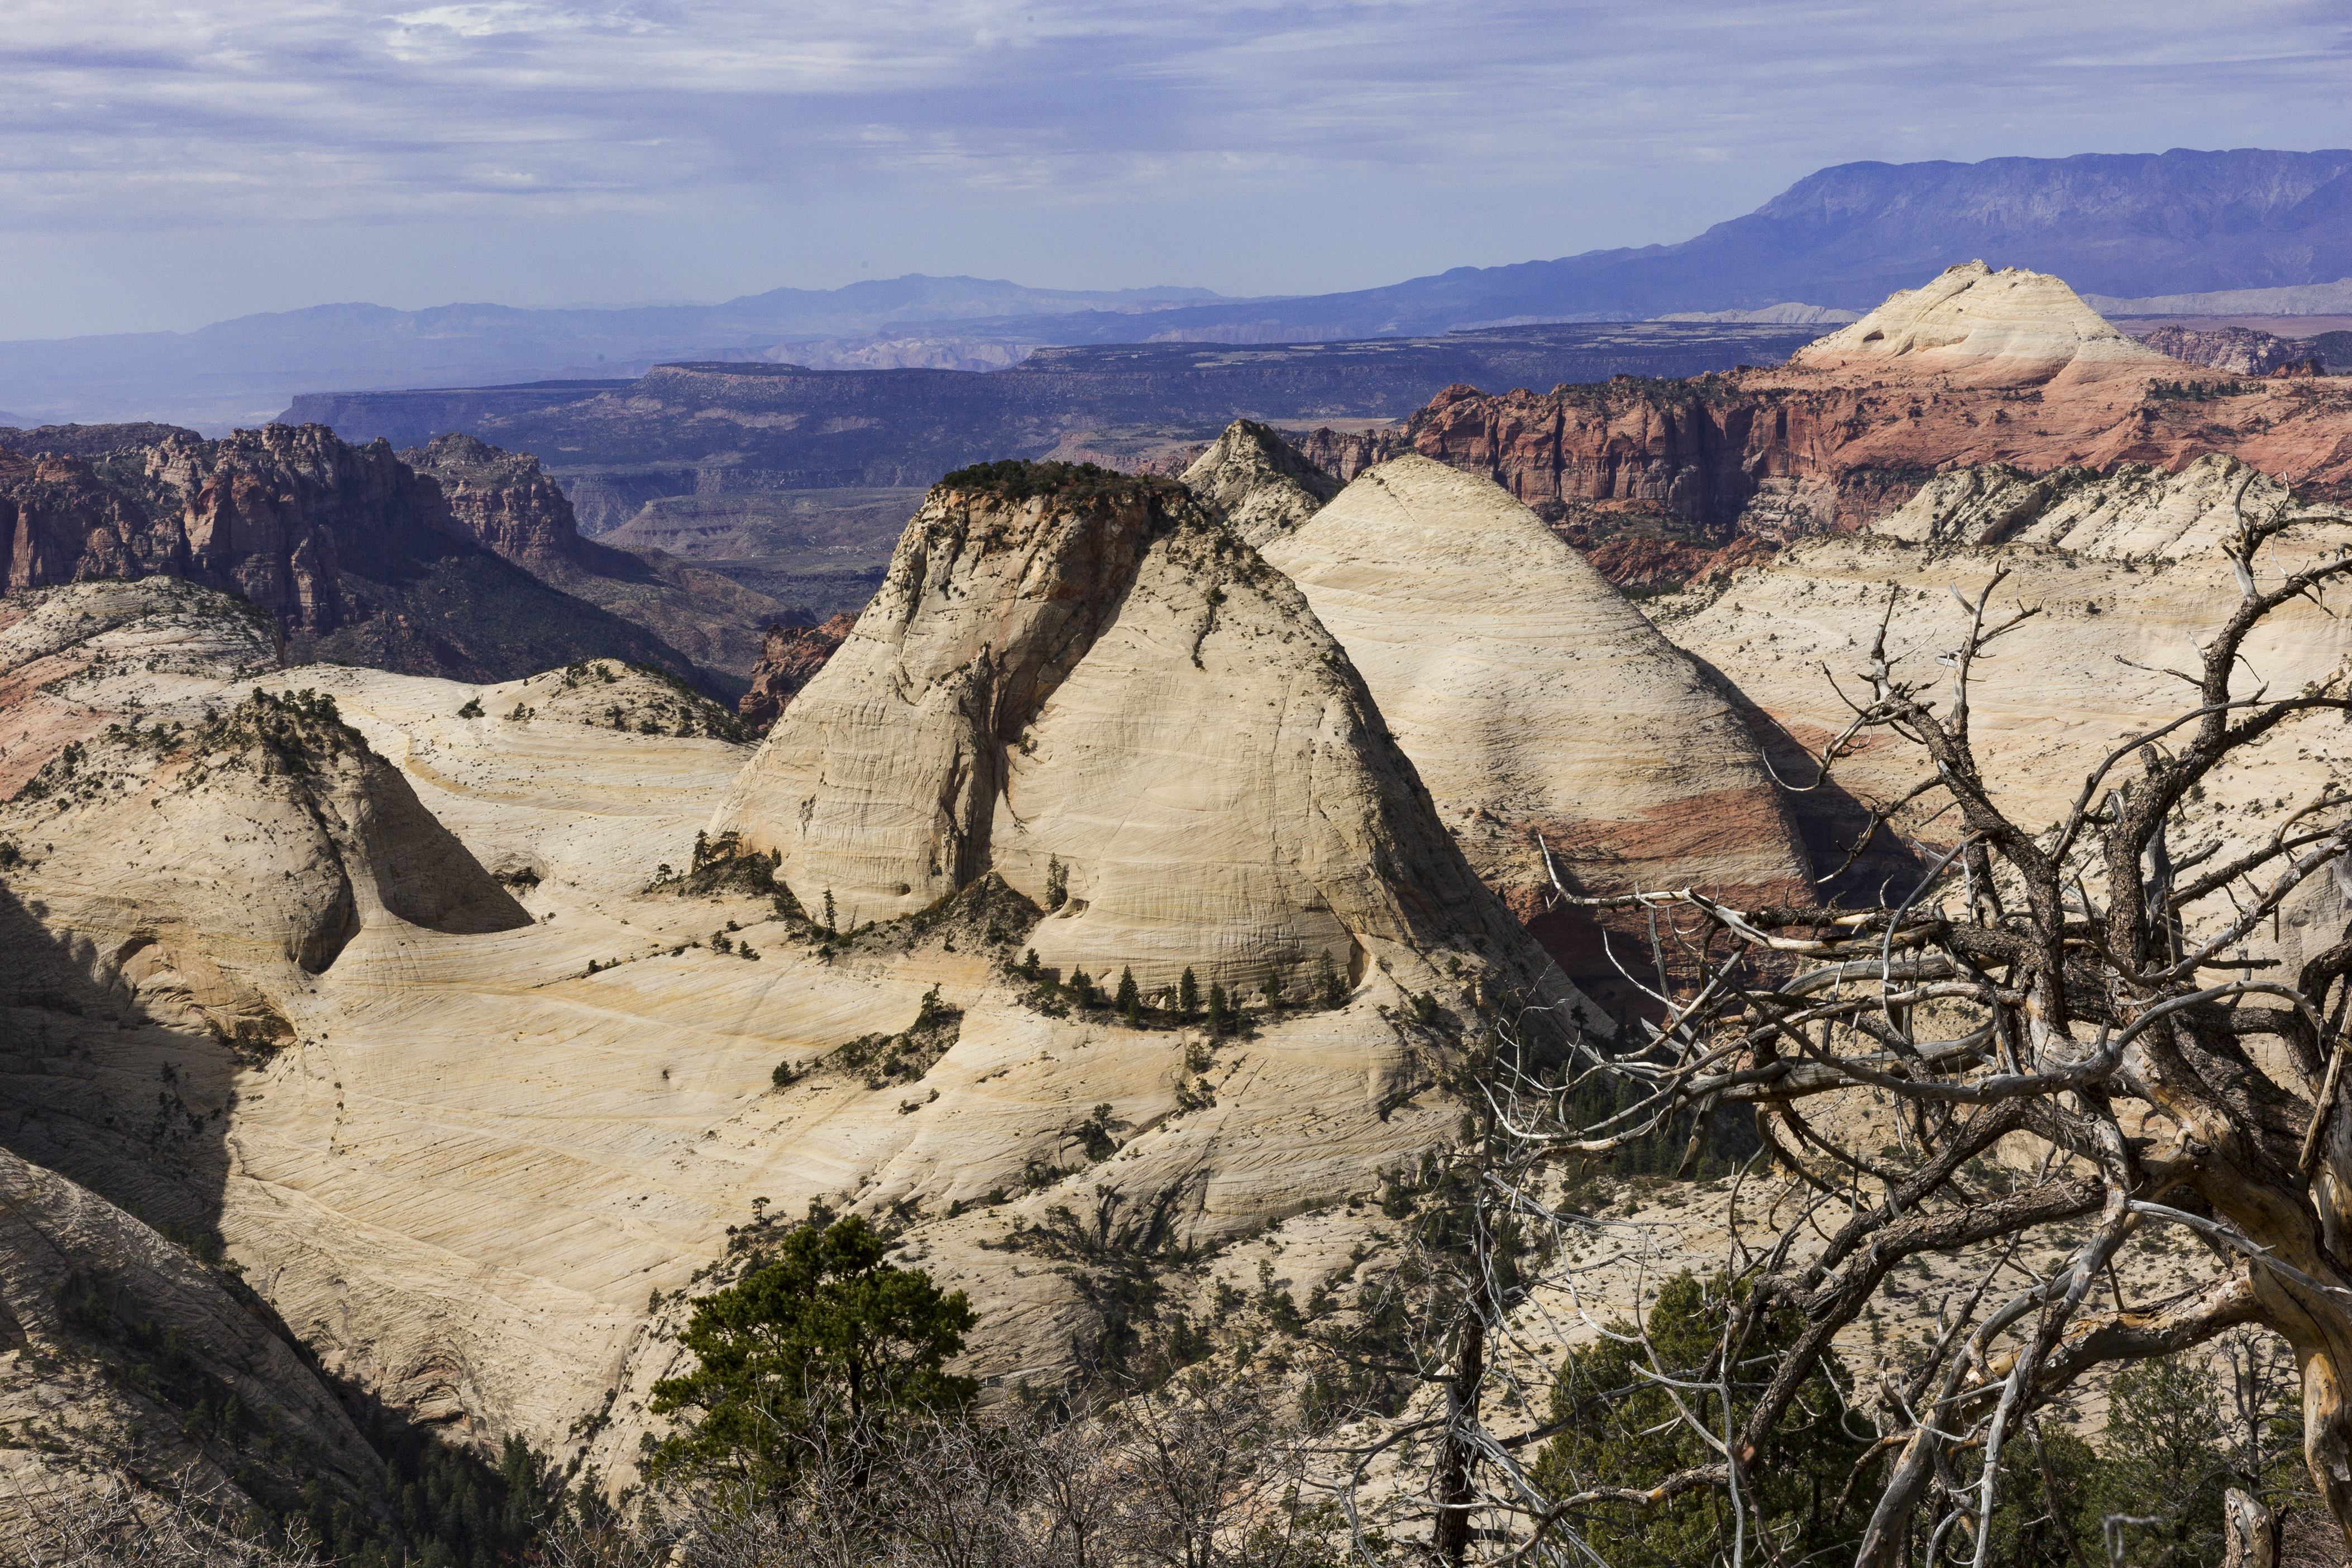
[3,0,2349,338]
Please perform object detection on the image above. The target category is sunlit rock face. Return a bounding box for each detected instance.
[715,466,1596,1019]
[1259,453,1811,1014]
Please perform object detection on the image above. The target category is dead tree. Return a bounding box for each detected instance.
[1366,498,2352,1565]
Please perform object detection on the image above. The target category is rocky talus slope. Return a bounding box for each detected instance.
[1255,453,1811,1011]
[715,466,1597,1020]
[1176,419,1341,546]
[737,611,854,730]
[401,431,799,683]
[1404,262,2352,566]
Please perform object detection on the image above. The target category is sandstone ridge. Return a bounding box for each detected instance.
[1178,419,1341,546]
[1257,454,1811,1011]
[715,465,1599,1019]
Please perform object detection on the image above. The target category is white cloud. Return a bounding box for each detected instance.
[0,0,2347,329]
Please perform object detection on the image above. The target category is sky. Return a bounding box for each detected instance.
[3,1,2350,340]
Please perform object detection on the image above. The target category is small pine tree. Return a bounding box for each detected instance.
[1207,982,1228,1036]
[1116,967,1141,1025]
[823,890,837,933]
[1317,949,1346,1008]
[1020,948,1041,981]
[1045,855,1068,910]
[1069,968,1096,1008]
[1179,966,1200,1019]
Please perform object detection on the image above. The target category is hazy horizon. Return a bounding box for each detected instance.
[7,1,2351,341]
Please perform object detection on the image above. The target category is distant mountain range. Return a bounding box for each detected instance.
[6,147,2350,430]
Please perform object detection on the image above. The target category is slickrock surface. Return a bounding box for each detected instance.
[0,1145,381,1529]
[715,469,1598,1019]
[1791,262,2174,387]
[0,571,1585,1493]
[1646,453,2352,915]
[1178,419,1341,546]
[1406,263,2352,554]
[738,612,854,730]
[0,577,279,798]
[1259,455,1810,1010]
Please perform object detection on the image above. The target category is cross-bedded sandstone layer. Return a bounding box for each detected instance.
[715,463,1599,1022]
[1255,452,1811,1016]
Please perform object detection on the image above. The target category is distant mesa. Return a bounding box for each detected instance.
[2088,276,2352,318]
[1657,303,1861,326]
[2130,324,2326,378]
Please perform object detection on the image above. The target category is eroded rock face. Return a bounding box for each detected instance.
[1643,457,2352,900]
[0,1145,382,1532]
[0,423,424,634]
[738,613,854,731]
[402,431,584,562]
[399,430,802,681]
[1873,453,2283,555]
[2133,325,2326,379]
[147,424,465,632]
[716,467,1598,1018]
[1258,455,1811,1013]
[1,681,530,1046]
[1178,419,1340,546]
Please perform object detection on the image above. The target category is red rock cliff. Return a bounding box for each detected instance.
[738,613,854,732]
[399,432,585,563]
[2,424,459,634]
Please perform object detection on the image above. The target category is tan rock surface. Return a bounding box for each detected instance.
[1259,455,1811,1007]
[716,472,1600,1019]
[0,573,1559,1493]
[1179,419,1340,547]
[1794,261,2177,388]
[0,1144,380,1529]
[1645,453,2352,919]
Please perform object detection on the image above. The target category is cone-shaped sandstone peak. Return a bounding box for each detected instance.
[714,460,1601,1025]
[1793,260,2175,387]
[1258,455,1812,1007]
[1179,419,1341,547]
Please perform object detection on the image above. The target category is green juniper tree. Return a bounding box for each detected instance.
[1531,1272,1869,1568]
[647,1214,976,1498]
[1116,965,1141,1026]
[1178,966,1199,1020]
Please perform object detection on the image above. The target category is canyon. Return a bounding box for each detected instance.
[7,258,2352,1545]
